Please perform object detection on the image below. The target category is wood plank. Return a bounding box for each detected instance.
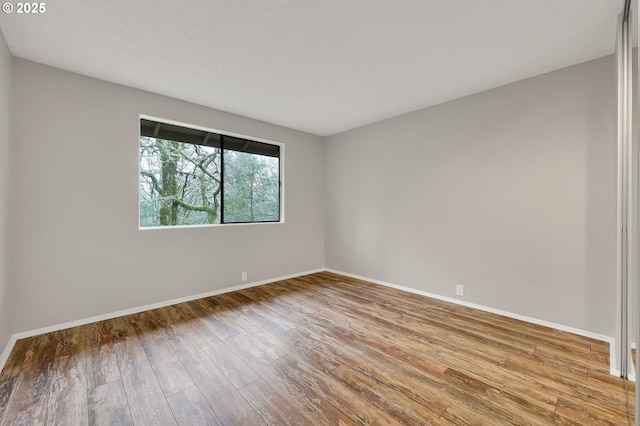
[45,327,88,425]
[440,368,576,425]
[328,363,443,424]
[187,299,242,340]
[241,286,310,324]
[85,320,120,390]
[238,379,308,425]
[350,322,560,415]
[321,271,595,353]
[131,311,195,396]
[223,333,282,380]
[133,390,179,425]
[152,305,261,425]
[109,316,177,425]
[224,304,291,360]
[1,332,59,425]
[224,333,353,424]
[0,272,632,425]
[555,397,630,425]
[0,378,15,420]
[276,351,407,425]
[0,338,33,381]
[176,303,260,389]
[238,294,297,331]
[505,353,626,408]
[167,386,222,426]
[314,277,539,357]
[327,338,451,417]
[88,379,133,426]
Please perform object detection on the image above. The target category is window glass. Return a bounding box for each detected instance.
[139,118,280,228]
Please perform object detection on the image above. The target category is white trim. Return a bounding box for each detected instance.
[608,342,637,381]
[611,339,620,377]
[326,268,619,376]
[138,221,285,231]
[137,113,286,230]
[0,335,17,373]
[0,268,324,372]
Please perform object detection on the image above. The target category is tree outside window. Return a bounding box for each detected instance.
[139,119,280,228]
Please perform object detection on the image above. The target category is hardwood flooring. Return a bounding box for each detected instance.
[0,271,634,425]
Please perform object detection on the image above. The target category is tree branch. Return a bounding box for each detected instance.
[176,147,221,183]
[169,196,216,214]
[140,170,161,194]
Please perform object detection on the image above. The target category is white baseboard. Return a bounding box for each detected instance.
[325,268,619,376]
[0,335,17,374]
[0,268,324,373]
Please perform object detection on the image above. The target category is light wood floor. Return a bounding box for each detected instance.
[0,272,634,425]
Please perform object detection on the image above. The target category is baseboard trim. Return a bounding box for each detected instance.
[0,268,324,372]
[325,268,619,376]
[0,335,17,374]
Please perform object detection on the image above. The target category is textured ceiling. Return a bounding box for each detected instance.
[0,0,626,136]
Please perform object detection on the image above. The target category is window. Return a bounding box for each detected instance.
[139,118,281,228]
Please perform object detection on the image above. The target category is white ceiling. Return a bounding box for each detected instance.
[0,0,626,136]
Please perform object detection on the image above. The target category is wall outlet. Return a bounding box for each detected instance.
[241,272,247,282]
[456,285,464,296]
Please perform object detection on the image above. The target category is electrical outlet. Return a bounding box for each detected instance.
[456,285,464,296]
[241,272,247,282]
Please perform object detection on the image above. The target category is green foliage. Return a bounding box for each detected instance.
[139,136,279,227]
[139,137,220,227]
[223,150,280,223]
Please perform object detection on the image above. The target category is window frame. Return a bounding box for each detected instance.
[138,114,284,229]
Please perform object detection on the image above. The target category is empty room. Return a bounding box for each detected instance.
[0,0,638,424]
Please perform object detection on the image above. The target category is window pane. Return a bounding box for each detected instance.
[223,150,280,223]
[139,118,281,228]
[139,136,221,227]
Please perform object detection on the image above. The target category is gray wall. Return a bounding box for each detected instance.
[0,30,11,348]
[325,55,616,336]
[9,58,325,333]
[3,52,620,339]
